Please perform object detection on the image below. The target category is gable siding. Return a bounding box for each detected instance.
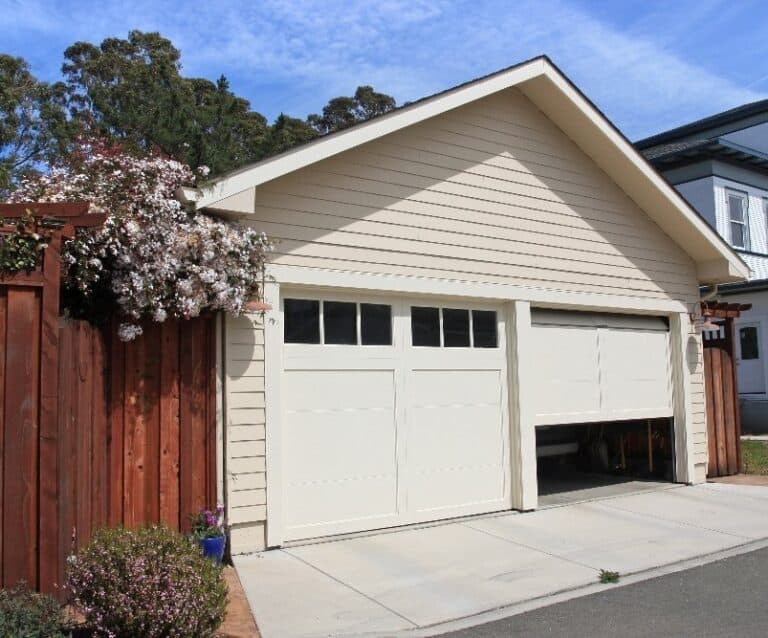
[225,88,708,551]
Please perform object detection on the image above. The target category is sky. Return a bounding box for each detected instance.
[2,0,768,140]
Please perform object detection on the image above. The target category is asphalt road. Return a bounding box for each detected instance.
[439,547,768,638]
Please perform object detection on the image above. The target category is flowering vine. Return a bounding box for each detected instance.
[8,141,270,340]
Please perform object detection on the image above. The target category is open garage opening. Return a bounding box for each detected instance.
[536,418,675,507]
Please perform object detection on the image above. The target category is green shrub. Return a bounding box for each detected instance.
[67,525,228,638]
[0,583,70,638]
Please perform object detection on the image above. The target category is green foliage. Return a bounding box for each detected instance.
[599,569,620,584]
[0,54,69,195]
[0,212,50,274]
[1,30,398,185]
[742,440,768,475]
[308,85,396,134]
[260,113,318,157]
[62,31,268,176]
[0,583,71,638]
[68,525,228,638]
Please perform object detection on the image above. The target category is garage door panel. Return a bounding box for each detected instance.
[285,476,398,530]
[531,325,602,419]
[283,369,394,411]
[601,329,671,415]
[408,464,507,513]
[410,369,503,406]
[408,404,504,468]
[532,312,672,425]
[284,408,397,483]
[280,293,509,540]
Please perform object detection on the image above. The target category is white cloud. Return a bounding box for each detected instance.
[2,0,764,136]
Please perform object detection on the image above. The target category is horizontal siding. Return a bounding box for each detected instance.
[249,88,699,304]
[222,86,710,546]
[225,313,267,551]
[689,332,708,476]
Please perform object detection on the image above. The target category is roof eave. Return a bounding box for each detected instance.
[193,56,748,285]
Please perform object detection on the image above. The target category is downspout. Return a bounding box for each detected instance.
[701,284,719,304]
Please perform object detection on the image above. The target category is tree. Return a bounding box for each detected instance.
[0,55,68,194]
[308,85,396,134]
[260,113,318,157]
[61,31,268,176]
[1,31,400,186]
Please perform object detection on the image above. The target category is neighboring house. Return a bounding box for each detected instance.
[637,102,768,431]
[184,56,747,554]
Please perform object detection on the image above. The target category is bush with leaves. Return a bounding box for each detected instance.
[0,583,71,638]
[9,139,270,340]
[0,212,51,275]
[67,525,228,638]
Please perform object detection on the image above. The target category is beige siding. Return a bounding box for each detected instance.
[225,312,267,551]
[252,88,699,304]
[690,333,707,478]
[225,87,709,550]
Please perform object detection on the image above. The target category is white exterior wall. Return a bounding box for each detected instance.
[711,176,768,278]
[728,288,768,402]
[224,88,708,552]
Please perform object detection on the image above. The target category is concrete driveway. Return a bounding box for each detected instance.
[235,483,768,638]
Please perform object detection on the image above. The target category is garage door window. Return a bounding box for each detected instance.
[361,303,392,345]
[443,309,470,347]
[284,299,320,344]
[284,298,393,346]
[472,310,498,348]
[411,306,497,348]
[324,301,357,345]
[412,306,441,346]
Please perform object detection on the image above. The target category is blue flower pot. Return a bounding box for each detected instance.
[199,535,226,564]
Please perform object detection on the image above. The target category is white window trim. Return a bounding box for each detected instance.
[726,188,750,250]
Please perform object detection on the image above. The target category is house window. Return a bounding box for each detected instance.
[740,326,760,360]
[727,190,749,249]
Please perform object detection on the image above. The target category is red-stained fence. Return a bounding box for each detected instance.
[0,203,217,598]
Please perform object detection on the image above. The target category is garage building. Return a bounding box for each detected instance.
[186,56,748,553]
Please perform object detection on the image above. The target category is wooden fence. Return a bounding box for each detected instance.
[0,203,217,598]
[702,302,751,478]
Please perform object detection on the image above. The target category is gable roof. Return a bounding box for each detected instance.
[189,56,748,284]
[636,99,768,150]
[642,136,768,174]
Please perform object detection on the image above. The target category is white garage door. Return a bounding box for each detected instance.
[280,292,510,541]
[530,310,673,426]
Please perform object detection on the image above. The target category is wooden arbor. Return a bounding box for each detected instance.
[701,301,752,477]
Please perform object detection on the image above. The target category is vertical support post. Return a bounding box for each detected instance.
[646,419,654,474]
[215,312,225,508]
[507,300,537,511]
[670,312,696,484]
[263,280,283,547]
[726,318,743,473]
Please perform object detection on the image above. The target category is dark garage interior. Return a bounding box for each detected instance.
[536,418,675,506]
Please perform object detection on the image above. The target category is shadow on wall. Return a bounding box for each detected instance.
[239,88,698,304]
[225,313,264,379]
